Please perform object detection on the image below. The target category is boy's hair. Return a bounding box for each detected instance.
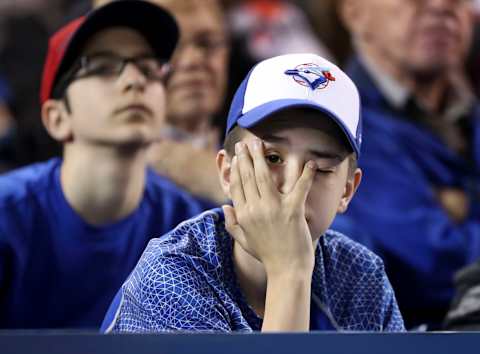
[224,108,358,177]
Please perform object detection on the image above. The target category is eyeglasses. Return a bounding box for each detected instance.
[52,53,170,98]
[73,53,170,82]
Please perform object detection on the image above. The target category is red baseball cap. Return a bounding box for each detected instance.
[40,0,179,105]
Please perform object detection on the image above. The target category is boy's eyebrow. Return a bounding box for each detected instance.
[309,150,345,161]
[261,134,346,160]
[260,134,288,145]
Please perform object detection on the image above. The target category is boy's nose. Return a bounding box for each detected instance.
[118,63,148,91]
[277,160,304,194]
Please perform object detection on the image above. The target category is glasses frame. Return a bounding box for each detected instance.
[51,53,170,99]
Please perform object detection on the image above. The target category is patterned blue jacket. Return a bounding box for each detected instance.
[102,209,404,332]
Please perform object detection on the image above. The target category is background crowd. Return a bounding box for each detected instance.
[2,0,480,331]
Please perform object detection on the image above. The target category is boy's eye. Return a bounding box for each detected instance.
[315,165,337,175]
[265,154,283,164]
[316,168,335,174]
[315,159,343,175]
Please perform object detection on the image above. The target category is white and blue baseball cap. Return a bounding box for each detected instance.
[225,53,362,157]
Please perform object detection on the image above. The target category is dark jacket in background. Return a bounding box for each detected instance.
[333,57,480,329]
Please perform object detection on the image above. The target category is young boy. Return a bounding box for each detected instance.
[0,0,211,329]
[102,54,405,332]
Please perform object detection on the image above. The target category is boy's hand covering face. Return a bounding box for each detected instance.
[223,138,317,275]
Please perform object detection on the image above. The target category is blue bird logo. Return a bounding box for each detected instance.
[285,63,336,90]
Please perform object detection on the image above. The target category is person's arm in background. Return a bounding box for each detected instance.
[149,134,227,205]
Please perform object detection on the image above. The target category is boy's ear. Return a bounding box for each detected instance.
[41,99,73,143]
[216,149,232,199]
[337,168,362,213]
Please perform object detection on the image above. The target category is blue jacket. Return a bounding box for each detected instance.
[334,58,480,328]
[102,209,404,332]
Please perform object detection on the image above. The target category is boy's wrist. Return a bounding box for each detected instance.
[262,267,313,332]
[265,264,314,283]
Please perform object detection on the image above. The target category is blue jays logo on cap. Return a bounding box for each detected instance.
[285,63,336,91]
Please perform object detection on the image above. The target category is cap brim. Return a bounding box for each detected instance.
[57,0,178,86]
[236,99,360,157]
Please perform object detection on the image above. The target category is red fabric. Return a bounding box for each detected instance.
[40,17,85,105]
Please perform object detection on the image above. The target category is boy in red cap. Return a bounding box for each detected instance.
[0,0,210,329]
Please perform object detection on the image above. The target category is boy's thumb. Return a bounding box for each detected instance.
[222,205,247,248]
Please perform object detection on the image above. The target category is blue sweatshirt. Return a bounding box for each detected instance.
[333,57,480,328]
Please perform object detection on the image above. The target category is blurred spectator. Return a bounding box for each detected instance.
[148,0,230,204]
[301,0,352,65]
[96,0,230,204]
[334,0,480,329]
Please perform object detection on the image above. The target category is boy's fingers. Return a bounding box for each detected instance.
[291,160,317,206]
[249,139,277,199]
[230,156,245,207]
[222,205,248,250]
[236,142,260,201]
